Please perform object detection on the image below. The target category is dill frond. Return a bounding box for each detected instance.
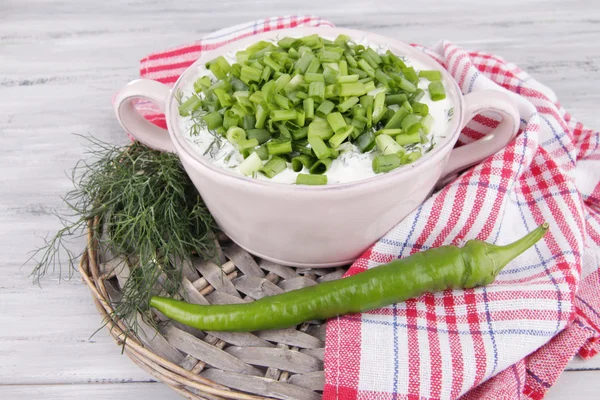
[29,136,218,329]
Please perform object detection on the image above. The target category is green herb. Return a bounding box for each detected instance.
[181,34,448,182]
[29,137,218,331]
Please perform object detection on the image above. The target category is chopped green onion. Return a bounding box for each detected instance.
[202,111,223,130]
[249,91,264,104]
[309,158,333,174]
[308,118,334,140]
[181,35,448,184]
[335,34,351,46]
[316,100,335,118]
[384,107,409,129]
[323,66,339,84]
[263,55,282,72]
[194,76,212,93]
[419,70,441,81]
[329,125,354,148]
[402,150,422,164]
[376,134,403,155]
[206,56,231,80]
[246,128,271,144]
[303,98,315,119]
[349,67,368,79]
[240,45,261,59]
[305,73,325,83]
[266,138,292,155]
[251,144,269,160]
[375,128,403,136]
[364,48,382,65]
[308,81,325,102]
[410,89,425,103]
[428,81,447,101]
[338,60,348,76]
[284,74,305,93]
[397,76,417,92]
[337,96,359,113]
[291,155,316,172]
[214,88,233,108]
[372,154,401,174]
[241,65,262,82]
[326,112,347,134]
[226,126,246,146]
[307,135,331,160]
[296,109,306,127]
[324,84,337,99]
[363,81,377,93]
[296,173,327,185]
[401,114,422,135]
[372,91,386,124]
[242,115,256,130]
[351,118,367,139]
[321,50,342,63]
[362,51,379,70]
[292,141,313,156]
[274,93,293,110]
[260,65,272,82]
[336,74,360,84]
[275,74,291,93]
[178,95,202,116]
[301,34,322,49]
[295,51,315,73]
[412,102,429,116]
[345,51,358,68]
[357,59,375,77]
[277,37,297,49]
[338,82,367,97]
[269,108,297,121]
[277,122,291,138]
[286,91,302,106]
[238,137,259,151]
[375,70,393,87]
[402,67,419,83]
[259,156,287,178]
[292,126,309,140]
[223,110,239,130]
[396,132,422,146]
[255,103,268,129]
[239,152,263,176]
[420,114,435,134]
[356,130,376,153]
[261,80,276,100]
[306,57,321,74]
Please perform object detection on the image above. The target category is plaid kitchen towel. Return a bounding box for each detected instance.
[133,16,600,400]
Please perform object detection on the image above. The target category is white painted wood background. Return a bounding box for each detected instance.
[1,0,599,398]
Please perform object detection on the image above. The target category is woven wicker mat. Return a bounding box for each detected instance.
[79,220,347,400]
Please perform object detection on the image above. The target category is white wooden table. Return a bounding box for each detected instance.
[2,1,599,398]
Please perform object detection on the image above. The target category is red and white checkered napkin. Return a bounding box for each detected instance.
[135,16,600,400]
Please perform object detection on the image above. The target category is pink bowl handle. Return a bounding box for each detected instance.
[441,90,520,181]
[113,79,175,153]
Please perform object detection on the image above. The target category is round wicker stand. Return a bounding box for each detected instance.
[79,222,347,400]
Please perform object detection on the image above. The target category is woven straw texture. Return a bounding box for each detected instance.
[79,219,345,400]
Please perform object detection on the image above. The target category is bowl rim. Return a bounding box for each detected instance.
[165,26,464,192]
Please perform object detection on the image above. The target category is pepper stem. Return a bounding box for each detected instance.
[489,223,549,274]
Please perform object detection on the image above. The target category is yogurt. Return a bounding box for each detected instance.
[178,38,454,184]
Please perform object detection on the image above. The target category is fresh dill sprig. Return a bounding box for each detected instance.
[29,136,218,329]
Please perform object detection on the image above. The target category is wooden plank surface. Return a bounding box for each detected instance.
[1,0,599,398]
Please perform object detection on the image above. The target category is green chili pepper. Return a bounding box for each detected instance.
[150,224,548,332]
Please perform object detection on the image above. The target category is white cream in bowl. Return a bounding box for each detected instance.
[177,37,454,184]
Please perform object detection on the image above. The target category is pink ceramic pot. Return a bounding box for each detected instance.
[114,27,519,267]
